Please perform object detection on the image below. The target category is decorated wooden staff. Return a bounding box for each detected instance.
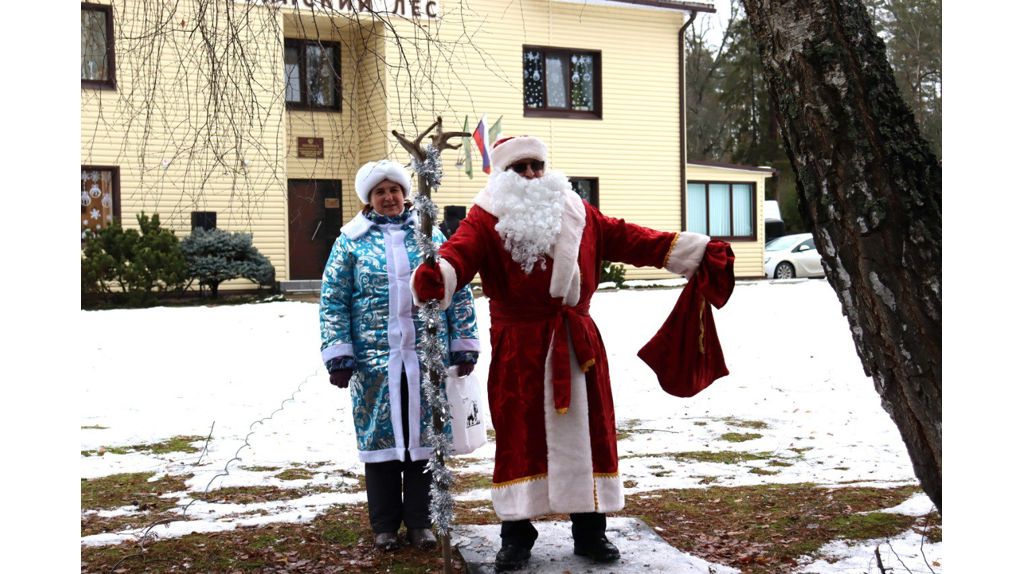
[392,117,470,574]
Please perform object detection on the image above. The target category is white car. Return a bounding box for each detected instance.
[764,233,825,279]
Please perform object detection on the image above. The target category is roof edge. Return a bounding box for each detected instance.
[688,159,779,175]
[602,0,717,13]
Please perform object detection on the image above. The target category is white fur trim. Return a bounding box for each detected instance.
[450,338,481,352]
[381,223,422,458]
[545,325,598,514]
[474,182,586,306]
[596,474,625,514]
[357,447,407,463]
[321,343,354,363]
[490,136,548,172]
[356,446,434,464]
[489,328,599,520]
[340,212,374,240]
[549,190,586,306]
[491,476,553,521]
[355,160,412,203]
[410,257,457,311]
[664,232,710,279]
[472,186,494,212]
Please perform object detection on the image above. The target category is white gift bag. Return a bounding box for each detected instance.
[446,366,487,455]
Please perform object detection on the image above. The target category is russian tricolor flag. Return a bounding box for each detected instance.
[472,113,491,174]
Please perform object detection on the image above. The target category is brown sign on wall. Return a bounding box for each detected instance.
[297,137,324,159]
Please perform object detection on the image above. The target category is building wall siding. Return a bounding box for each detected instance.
[84,2,766,287]
[381,1,692,280]
[81,0,289,289]
[686,164,770,279]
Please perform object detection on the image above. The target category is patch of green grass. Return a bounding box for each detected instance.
[81,472,191,512]
[82,424,108,430]
[275,468,315,481]
[721,417,769,430]
[321,523,361,547]
[196,486,304,504]
[917,511,942,543]
[453,472,492,494]
[486,429,496,442]
[671,451,768,464]
[790,446,813,455]
[767,459,794,467]
[695,476,719,485]
[83,435,206,457]
[749,468,781,476]
[720,432,763,443]
[625,483,931,573]
[616,419,655,441]
[83,503,466,573]
[239,465,281,472]
[693,421,708,426]
[830,512,915,540]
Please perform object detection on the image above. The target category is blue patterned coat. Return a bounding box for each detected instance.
[319,210,480,463]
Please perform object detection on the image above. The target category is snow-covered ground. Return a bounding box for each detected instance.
[80,279,940,570]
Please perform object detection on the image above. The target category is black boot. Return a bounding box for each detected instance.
[573,536,620,562]
[496,519,537,571]
[571,512,620,562]
[495,543,532,572]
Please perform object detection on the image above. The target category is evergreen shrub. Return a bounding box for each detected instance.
[179,227,275,298]
[81,213,189,307]
[600,260,627,288]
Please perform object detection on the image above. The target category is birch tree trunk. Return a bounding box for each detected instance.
[740,0,942,511]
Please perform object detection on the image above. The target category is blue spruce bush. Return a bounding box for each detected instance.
[179,228,275,298]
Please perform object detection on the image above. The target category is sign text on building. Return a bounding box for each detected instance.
[257,0,438,19]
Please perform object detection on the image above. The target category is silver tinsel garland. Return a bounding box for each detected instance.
[411,146,458,536]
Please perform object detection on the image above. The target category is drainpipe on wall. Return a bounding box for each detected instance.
[679,10,698,231]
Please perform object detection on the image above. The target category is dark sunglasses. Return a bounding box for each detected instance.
[508,160,545,174]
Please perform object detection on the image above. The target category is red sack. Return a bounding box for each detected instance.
[637,240,735,398]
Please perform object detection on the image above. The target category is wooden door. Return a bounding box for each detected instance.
[288,179,343,280]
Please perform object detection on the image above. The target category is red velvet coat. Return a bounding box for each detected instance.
[434,192,705,521]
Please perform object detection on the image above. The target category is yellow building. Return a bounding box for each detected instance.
[81,0,771,291]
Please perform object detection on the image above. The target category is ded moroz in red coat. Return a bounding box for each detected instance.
[420,185,709,521]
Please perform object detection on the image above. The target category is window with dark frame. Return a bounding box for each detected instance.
[284,39,341,111]
[569,178,599,207]
[686,182,756,240]
[523,46,601,119]
[81,4,115,89]
[82,167,120,241]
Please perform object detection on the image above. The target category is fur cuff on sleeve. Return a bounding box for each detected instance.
[410,258,458,311]
[664,232,711,279]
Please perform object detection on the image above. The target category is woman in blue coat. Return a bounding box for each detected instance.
[319,160,480,552]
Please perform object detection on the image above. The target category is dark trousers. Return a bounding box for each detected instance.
[500,512,607,549]
[364,371,433,533]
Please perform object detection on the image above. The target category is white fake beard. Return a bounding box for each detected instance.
[489,169,569,274]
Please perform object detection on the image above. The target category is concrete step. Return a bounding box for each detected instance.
[453,517,738,573]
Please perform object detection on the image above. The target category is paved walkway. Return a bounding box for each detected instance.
[453,517,738,573]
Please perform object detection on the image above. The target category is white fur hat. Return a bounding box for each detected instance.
[355,160,412,204]
[490,136,548,172]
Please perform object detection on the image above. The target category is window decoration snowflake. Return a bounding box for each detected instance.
[91,209,101,220]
